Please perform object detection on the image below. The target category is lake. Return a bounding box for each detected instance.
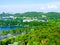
[0,26,24,31]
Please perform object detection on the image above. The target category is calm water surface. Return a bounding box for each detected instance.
[0,26,24,31]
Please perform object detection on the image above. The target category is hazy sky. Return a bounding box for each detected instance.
[0,0,60,13]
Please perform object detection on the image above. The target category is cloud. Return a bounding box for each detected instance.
[0,2,60,13]
[47,5,58,9]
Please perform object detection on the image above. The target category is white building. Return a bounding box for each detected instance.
[23,19,34,22]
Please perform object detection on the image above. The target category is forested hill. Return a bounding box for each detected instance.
[0,12,60,20]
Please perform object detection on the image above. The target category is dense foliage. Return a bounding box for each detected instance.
[0,21,60,45]
[0,12,60,45]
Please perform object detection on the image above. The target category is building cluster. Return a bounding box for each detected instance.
[0,15,48,22]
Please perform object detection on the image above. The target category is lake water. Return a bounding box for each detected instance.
[0,26,24,31]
